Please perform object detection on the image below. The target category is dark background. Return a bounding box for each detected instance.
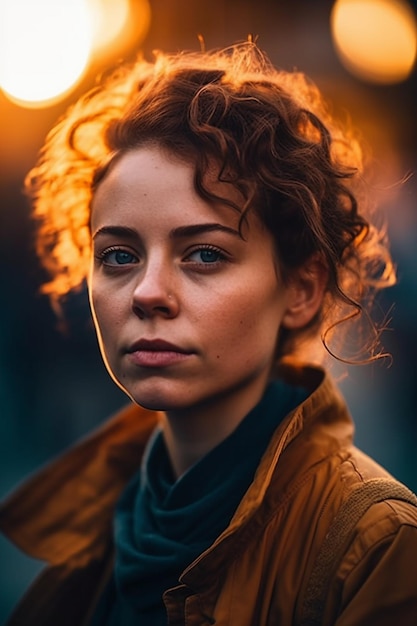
[1,0,416,620]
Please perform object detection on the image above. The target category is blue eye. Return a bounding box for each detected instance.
[198,249,222,263]
[100,249,138,265]
[187,248,225,264]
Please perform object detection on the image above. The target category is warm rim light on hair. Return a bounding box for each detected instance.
[0,0,92,107]
[331,0,417,84]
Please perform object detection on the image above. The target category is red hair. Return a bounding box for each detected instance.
[26,42,395,361]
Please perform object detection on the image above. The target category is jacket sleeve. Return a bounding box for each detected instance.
[333,502,417,625]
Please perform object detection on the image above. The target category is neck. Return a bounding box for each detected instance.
[161,376,270,478]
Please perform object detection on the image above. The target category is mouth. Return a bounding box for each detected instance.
[126,338,193,368]
[128,338,189,353]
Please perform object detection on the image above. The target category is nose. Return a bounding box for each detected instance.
[131,256,179,320]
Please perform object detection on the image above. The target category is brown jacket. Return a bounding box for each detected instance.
[1,362,417,625]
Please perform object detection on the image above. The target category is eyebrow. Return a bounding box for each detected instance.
[170,223,242,239]
[92,225,138,240]
[92,223,242,240]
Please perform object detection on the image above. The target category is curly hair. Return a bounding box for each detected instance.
[25,41,395,361]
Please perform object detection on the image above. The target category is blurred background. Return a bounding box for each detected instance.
[0,0,416,620]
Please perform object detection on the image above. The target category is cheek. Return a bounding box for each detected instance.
[90,288,120,345]
[206,283,283,354]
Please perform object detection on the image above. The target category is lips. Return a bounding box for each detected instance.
[127,338,193,368]
[127,338,189,353]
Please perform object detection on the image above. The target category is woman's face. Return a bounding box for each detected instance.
[89,145,291,419]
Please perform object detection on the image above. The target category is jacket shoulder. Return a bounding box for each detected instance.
[0,402,160,562]
[299,475,417,625]
[299,447,417,625]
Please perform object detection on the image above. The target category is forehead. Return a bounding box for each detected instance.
[90,145,246,231]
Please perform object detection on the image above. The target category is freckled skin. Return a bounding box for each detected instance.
[88,145,292,448]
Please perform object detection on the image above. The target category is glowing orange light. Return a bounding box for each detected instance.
[87,0,151,56]
[0,0,92,107]
[87,0,130,51]
[331,0,417,84]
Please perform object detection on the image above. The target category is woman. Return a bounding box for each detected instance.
[1,42,417,625]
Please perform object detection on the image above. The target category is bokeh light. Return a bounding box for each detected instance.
[87,0,152,59]
[0,0,92,107]
[0,0,152,109]
[331,0,417,84]
[88,0,130,51]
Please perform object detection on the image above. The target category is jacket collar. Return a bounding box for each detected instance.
[0,362,353,567]
[178,361,354,589]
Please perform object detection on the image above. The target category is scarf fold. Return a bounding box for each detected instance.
[93,380,307,625]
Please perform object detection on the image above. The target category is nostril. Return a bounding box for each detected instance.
[132,302,174,319]
[132,303,146,320]
[158,306,171,314]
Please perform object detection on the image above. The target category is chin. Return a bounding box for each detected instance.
[133,397,194,413]
[113,372,217,414]
[121,382,192,413]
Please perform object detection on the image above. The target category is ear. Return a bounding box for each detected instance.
[281,255,328,330]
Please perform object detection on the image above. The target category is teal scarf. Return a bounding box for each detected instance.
[91,380,307,625]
